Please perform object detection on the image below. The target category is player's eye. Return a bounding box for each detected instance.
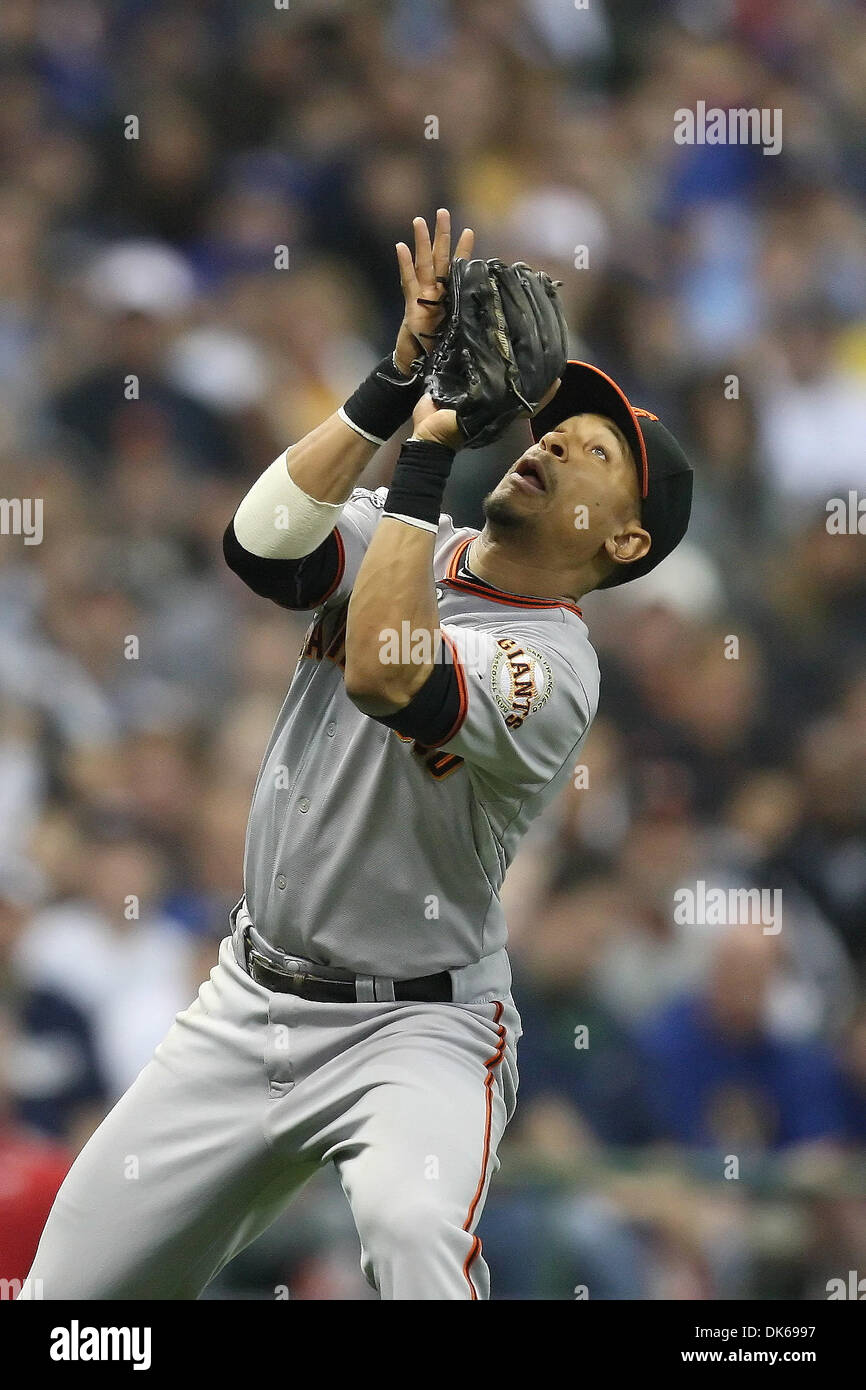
[591,444,608,460]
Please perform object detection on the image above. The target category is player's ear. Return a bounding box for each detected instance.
[603,524,650,570]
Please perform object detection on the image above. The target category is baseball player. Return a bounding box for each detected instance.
[20,210,693,1300]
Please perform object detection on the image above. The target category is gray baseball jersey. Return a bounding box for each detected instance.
[22,485,598,1303]
[242,486,600,977]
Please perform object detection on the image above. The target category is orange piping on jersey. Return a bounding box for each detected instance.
[316,527,346,605]
[444,537,583,619]
[446,536,474,581]
[462,1001,507,1300]
[429,630,468,747]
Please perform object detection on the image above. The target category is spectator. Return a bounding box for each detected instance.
[512,877,657,1147]
[0,860,105,1141]
[14,827,198,1101]
[640,925,847,1150]
[0,1009,72,1291]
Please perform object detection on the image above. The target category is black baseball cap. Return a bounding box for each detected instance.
[530,361,694,586]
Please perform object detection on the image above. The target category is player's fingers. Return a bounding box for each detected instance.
[395,241,416,295]
[412,392,438,427]
[453,226,475,262]
[432,207,451,280]
[413,216,435,284]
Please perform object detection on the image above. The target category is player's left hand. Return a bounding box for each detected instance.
[425,259,568,450]
[393,209,474,376]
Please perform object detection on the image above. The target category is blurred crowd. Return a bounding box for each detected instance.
[0,0,865,1299]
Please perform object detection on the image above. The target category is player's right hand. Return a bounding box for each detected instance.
[393,209,474,376]
[410,392,462,450]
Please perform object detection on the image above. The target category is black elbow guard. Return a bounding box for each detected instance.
[222,519,344,610]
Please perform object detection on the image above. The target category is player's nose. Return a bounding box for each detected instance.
[539,431,567,461]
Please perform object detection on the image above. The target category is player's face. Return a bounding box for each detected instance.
[483,412,647,575]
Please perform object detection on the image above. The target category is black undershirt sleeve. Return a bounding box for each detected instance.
[373,660,462,746]
[222,517,343,611]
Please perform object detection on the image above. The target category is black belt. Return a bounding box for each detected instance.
[241,934,452,1003]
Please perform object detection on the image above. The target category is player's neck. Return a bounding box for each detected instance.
[469,531,588,604]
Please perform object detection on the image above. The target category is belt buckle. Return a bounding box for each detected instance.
[283,957,323,992]
[287,963,309,992]
[245,937,354,998]
[248,943,305,992]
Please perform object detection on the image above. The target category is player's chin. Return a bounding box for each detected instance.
[482,489,529,529]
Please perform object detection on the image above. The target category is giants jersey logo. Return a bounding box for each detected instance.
[490,638,553,730]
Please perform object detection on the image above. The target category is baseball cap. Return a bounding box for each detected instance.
[530,361,694,586]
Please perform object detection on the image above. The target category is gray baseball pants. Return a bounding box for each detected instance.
[19,937,520,1300]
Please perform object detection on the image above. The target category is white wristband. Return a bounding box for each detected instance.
[233,453,346,560]
[382,510,440,535]
[337,405,387,447]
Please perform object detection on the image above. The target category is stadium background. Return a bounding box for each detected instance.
[0,0,865,1300]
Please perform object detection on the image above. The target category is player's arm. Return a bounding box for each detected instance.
[223,212,474,611]
[344,399,462,715]
[345,371,562,723]
[346,426,597,784]
[344,396,599,776]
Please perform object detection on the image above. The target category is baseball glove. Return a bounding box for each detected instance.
[425,258,569,448]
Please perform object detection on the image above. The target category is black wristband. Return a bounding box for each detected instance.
[340,354,427,445]
[383,439,456,530]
